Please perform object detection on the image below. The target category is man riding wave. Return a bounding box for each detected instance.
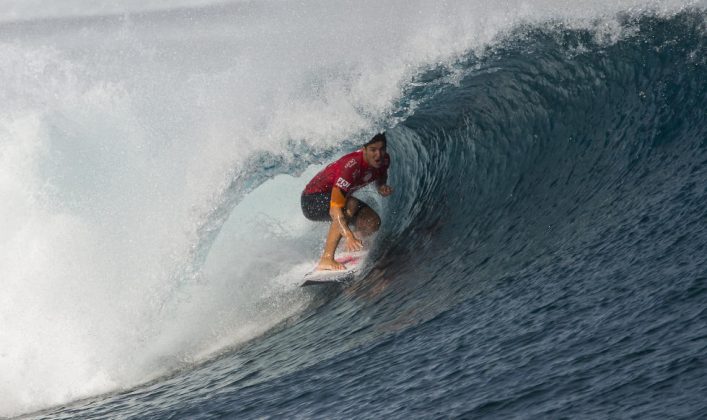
[301,133,393,271]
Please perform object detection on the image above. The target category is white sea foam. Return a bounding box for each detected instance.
[0,0,702,416]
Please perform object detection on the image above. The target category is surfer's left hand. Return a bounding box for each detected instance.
[378,185,393,197]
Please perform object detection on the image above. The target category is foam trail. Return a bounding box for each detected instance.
[0,0,702,416]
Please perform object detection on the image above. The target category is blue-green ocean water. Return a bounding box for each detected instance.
[2,4,705,419]
[28,10,707,419]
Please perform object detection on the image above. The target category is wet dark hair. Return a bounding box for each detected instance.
[364,132,386,148]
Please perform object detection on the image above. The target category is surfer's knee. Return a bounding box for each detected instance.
[357,208,380,233]
[370,211,381,231]
[344,197,360,220]
[344,207,355,220]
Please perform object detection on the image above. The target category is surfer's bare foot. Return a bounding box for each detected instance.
[316,258,346,271]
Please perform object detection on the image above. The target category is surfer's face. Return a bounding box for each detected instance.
[363,141,386,168]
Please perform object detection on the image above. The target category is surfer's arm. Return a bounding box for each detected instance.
[376,176,393,196]
[376,175,387,186]
[330,187,355,240]
[330,187,363,251]
[376,164,392,196]
[330,206,354,239]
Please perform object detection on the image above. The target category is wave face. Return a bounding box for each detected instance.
[2,1,706,418]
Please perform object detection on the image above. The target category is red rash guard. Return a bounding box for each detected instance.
[303,149,390,200]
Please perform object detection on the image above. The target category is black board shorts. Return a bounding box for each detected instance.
[300,192,369,222]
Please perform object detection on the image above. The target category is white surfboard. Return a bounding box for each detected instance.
[301,250,368,286]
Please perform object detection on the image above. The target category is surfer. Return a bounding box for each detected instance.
[301,133,393,271]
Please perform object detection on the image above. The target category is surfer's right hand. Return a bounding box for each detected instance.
[344,234,364,252]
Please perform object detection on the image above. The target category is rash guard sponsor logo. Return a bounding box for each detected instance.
[335,177,351,190]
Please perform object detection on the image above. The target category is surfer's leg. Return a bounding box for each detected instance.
[343,196,361,220]
[317,221,346,271]
[354,206,380,237]
[343,197,379,236]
